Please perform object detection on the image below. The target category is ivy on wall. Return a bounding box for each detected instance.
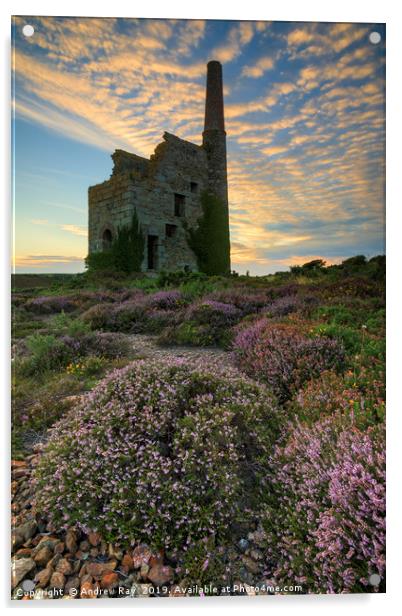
[86,210,145,273]
[185,190,231,275]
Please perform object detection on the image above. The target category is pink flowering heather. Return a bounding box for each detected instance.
[205,289,269,316]
[262,416,385,593]
[232,320,345,401]
[264,295,302,317]
[25,295,79,314]
[146,290,185,310]
[186,300,241,327]
[33,360,282,555]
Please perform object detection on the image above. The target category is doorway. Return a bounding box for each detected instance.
[147,235,158,270]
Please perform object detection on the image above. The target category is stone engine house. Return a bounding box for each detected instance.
[88,60,230,273]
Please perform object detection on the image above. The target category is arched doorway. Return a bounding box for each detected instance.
[102,228,113,251]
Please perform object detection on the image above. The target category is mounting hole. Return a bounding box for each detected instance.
[369,31,381,45]
[369,573,381,586]
[22,24,34,37]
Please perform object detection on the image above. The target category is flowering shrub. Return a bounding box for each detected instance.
[107,300,149,333]
[81,332,131,359]
[264,295,302,317]
[66,356,106,378]
[18,331,130,376]
[261,416,385,593]
[25,295,79,315]
[34,360,282,554]
[291,369,385,429]
[186,300,241,327]
[81,304,116,330]
[232,320,345,401]
[81,300,146,333]
[146,309,182,333]
[146,290,185,310]
[205,290,269,316]
[20,334,74,375]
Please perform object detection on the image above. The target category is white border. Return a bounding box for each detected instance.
[1,1,400,614]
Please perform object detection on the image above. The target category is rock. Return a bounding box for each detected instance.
[238,538,249,552]
[250,549,263,561]
[65,530,78,555]
[65,576,80,596]
[47,553,61,570]
[86,562,104,578]
[121,553,133,572]
[35,567,53,589]
[108,543,123,560]
[140,563,150,579]
[11,531,24,551]
[11,557,35,589]
[54,542,65,554]
[147,564,174,586]
[72,560,81,574]
[149,550,164,568]
[15,548,32,559]
[12,520,37,549]
[55,558,73,576]
[132,544,152,569]
[241,556,260,575]
[11,460,27,469]
[49,571,66,590]
[100,571,119,590]
[33,545,53,567]
[12,468,28,479]
[88,532,101,547]
[90,548,99,558]
[79,540,90,551]
[86,560,116,578]
[33,537,59,552]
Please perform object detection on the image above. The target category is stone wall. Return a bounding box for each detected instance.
[88,132,209,272]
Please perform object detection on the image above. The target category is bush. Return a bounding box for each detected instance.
[146,290,185,310]
[261,416,385,593]
[18,331,130,376]
[205,289,269,316]
[290,369,385,429]
[34,361,282,554]
[21,334,74,375]
[25,295,79,315]
[81,304,116,330]
[264,295,302,317]
[186,300,240,327]
[232,320,345,402]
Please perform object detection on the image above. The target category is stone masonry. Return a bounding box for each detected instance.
[88,60,230,273]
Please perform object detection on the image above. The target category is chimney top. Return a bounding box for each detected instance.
[203,60,225,132]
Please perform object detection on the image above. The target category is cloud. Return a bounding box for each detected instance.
[14,254,85,266]
[61,224,88,237]
[30,218,49,225]
[211,21,254,63]
[12,17,385,275]
[242,56,275,78]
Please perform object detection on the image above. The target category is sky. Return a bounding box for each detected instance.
[12,16,385,275]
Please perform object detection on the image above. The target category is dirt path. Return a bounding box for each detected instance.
[128,333,242,376]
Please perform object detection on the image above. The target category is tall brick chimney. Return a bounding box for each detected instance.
[204,60,225,132]
[202,60,230,272]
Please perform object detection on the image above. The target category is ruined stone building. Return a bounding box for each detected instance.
[88,60,230,273]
